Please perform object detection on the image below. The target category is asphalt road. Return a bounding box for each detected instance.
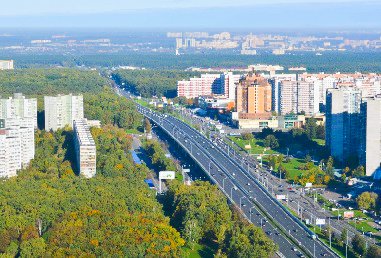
[133,106,338,258]
[116,87,338,258]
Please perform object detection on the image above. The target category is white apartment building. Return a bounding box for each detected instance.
[359,97,381,179]
[269,74,297,113]
[73,119,96,178]
[44,94,84,131]
[279,80,319,115]
[177,73,240,99]
[0,60,14,70]
[0,93,37,129]
[220,72,242,100]
[0,117,34,178]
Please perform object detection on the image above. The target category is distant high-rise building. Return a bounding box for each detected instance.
[326,88,362,163]
[73,119,96,178]
[177,73,240,99]
[279,80,319,115]
[44,94,84,131]
[269,74,297,114]
[235,74,272,114]
[0,60,14,70]
[359,97,381,179]
[0,93,37,129]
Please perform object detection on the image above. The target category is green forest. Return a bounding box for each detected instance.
[0,68,276,257]
[5,52,381,73]
[112,69,200,98]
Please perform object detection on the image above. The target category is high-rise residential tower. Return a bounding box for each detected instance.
[73,119,96,178]
[326,88,362,163]
[235,74,272,115]
[359,97,381,179]
[0,93,37,129]
[44,94,84,131]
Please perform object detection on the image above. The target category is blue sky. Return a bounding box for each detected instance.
[0,0,380,28]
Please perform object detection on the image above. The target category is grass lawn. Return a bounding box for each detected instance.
[230,136,319,179]
[135,98,149,107]
[229,136,276,155]
[182,243,215,258]
[280,158,308,179]
[125,128,142,134]
[313,139,326,146]
[349,221,377,233]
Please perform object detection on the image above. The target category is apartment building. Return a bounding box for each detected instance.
[269,74,297,113]
[0,60,14,70]
[0,117,35,178]
[326,88,362,163]
[279,80,319,115]
[359,97,381,179]
[73,119,96,178]
[0,93,37,129]
[236,74,272,114]
[44,94,84,131]
[177,73,240,99]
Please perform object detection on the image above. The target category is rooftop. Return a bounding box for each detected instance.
[74,119,95,146]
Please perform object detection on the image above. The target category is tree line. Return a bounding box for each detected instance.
[112,69,201,98]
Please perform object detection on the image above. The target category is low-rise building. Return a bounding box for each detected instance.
[278,114,305,129]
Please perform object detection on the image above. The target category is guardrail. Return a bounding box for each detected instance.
[137,105,339,258]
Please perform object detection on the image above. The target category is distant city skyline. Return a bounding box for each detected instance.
[0,0,380,28]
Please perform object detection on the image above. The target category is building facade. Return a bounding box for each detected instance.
[279,80,319,116]
[44,94,84,131]
[236,74,272,114]
[74,119,96,178]
[0,93,37,129]
[177,73,240,99]
[359,97,381,179]
[0,60,14,70]
[326,88,362,163]
[0,117,35,178]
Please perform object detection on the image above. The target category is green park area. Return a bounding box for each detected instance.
[228,126,332,186]
[229,135,322,180]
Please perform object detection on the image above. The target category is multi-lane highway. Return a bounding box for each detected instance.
[131,100,339,258]
[115,86,337,258]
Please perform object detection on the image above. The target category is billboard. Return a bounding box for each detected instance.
[183,169,190,173]
[305,182,313,188]
[344,211,354,219]
[315,219,326,225]
[245,145,252,149]
[159,171,175,180]
[276,195,287,200]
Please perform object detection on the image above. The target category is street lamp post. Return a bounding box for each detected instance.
[240,196,246,209]
[250,206,255,221]
[231,186,237,199]
[222,176,227,189]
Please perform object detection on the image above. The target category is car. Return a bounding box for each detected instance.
[292,247,298,252]
[247,183,251,186]
[321,253,328,257]
[232,173,236,176]
[197,152,200,155]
